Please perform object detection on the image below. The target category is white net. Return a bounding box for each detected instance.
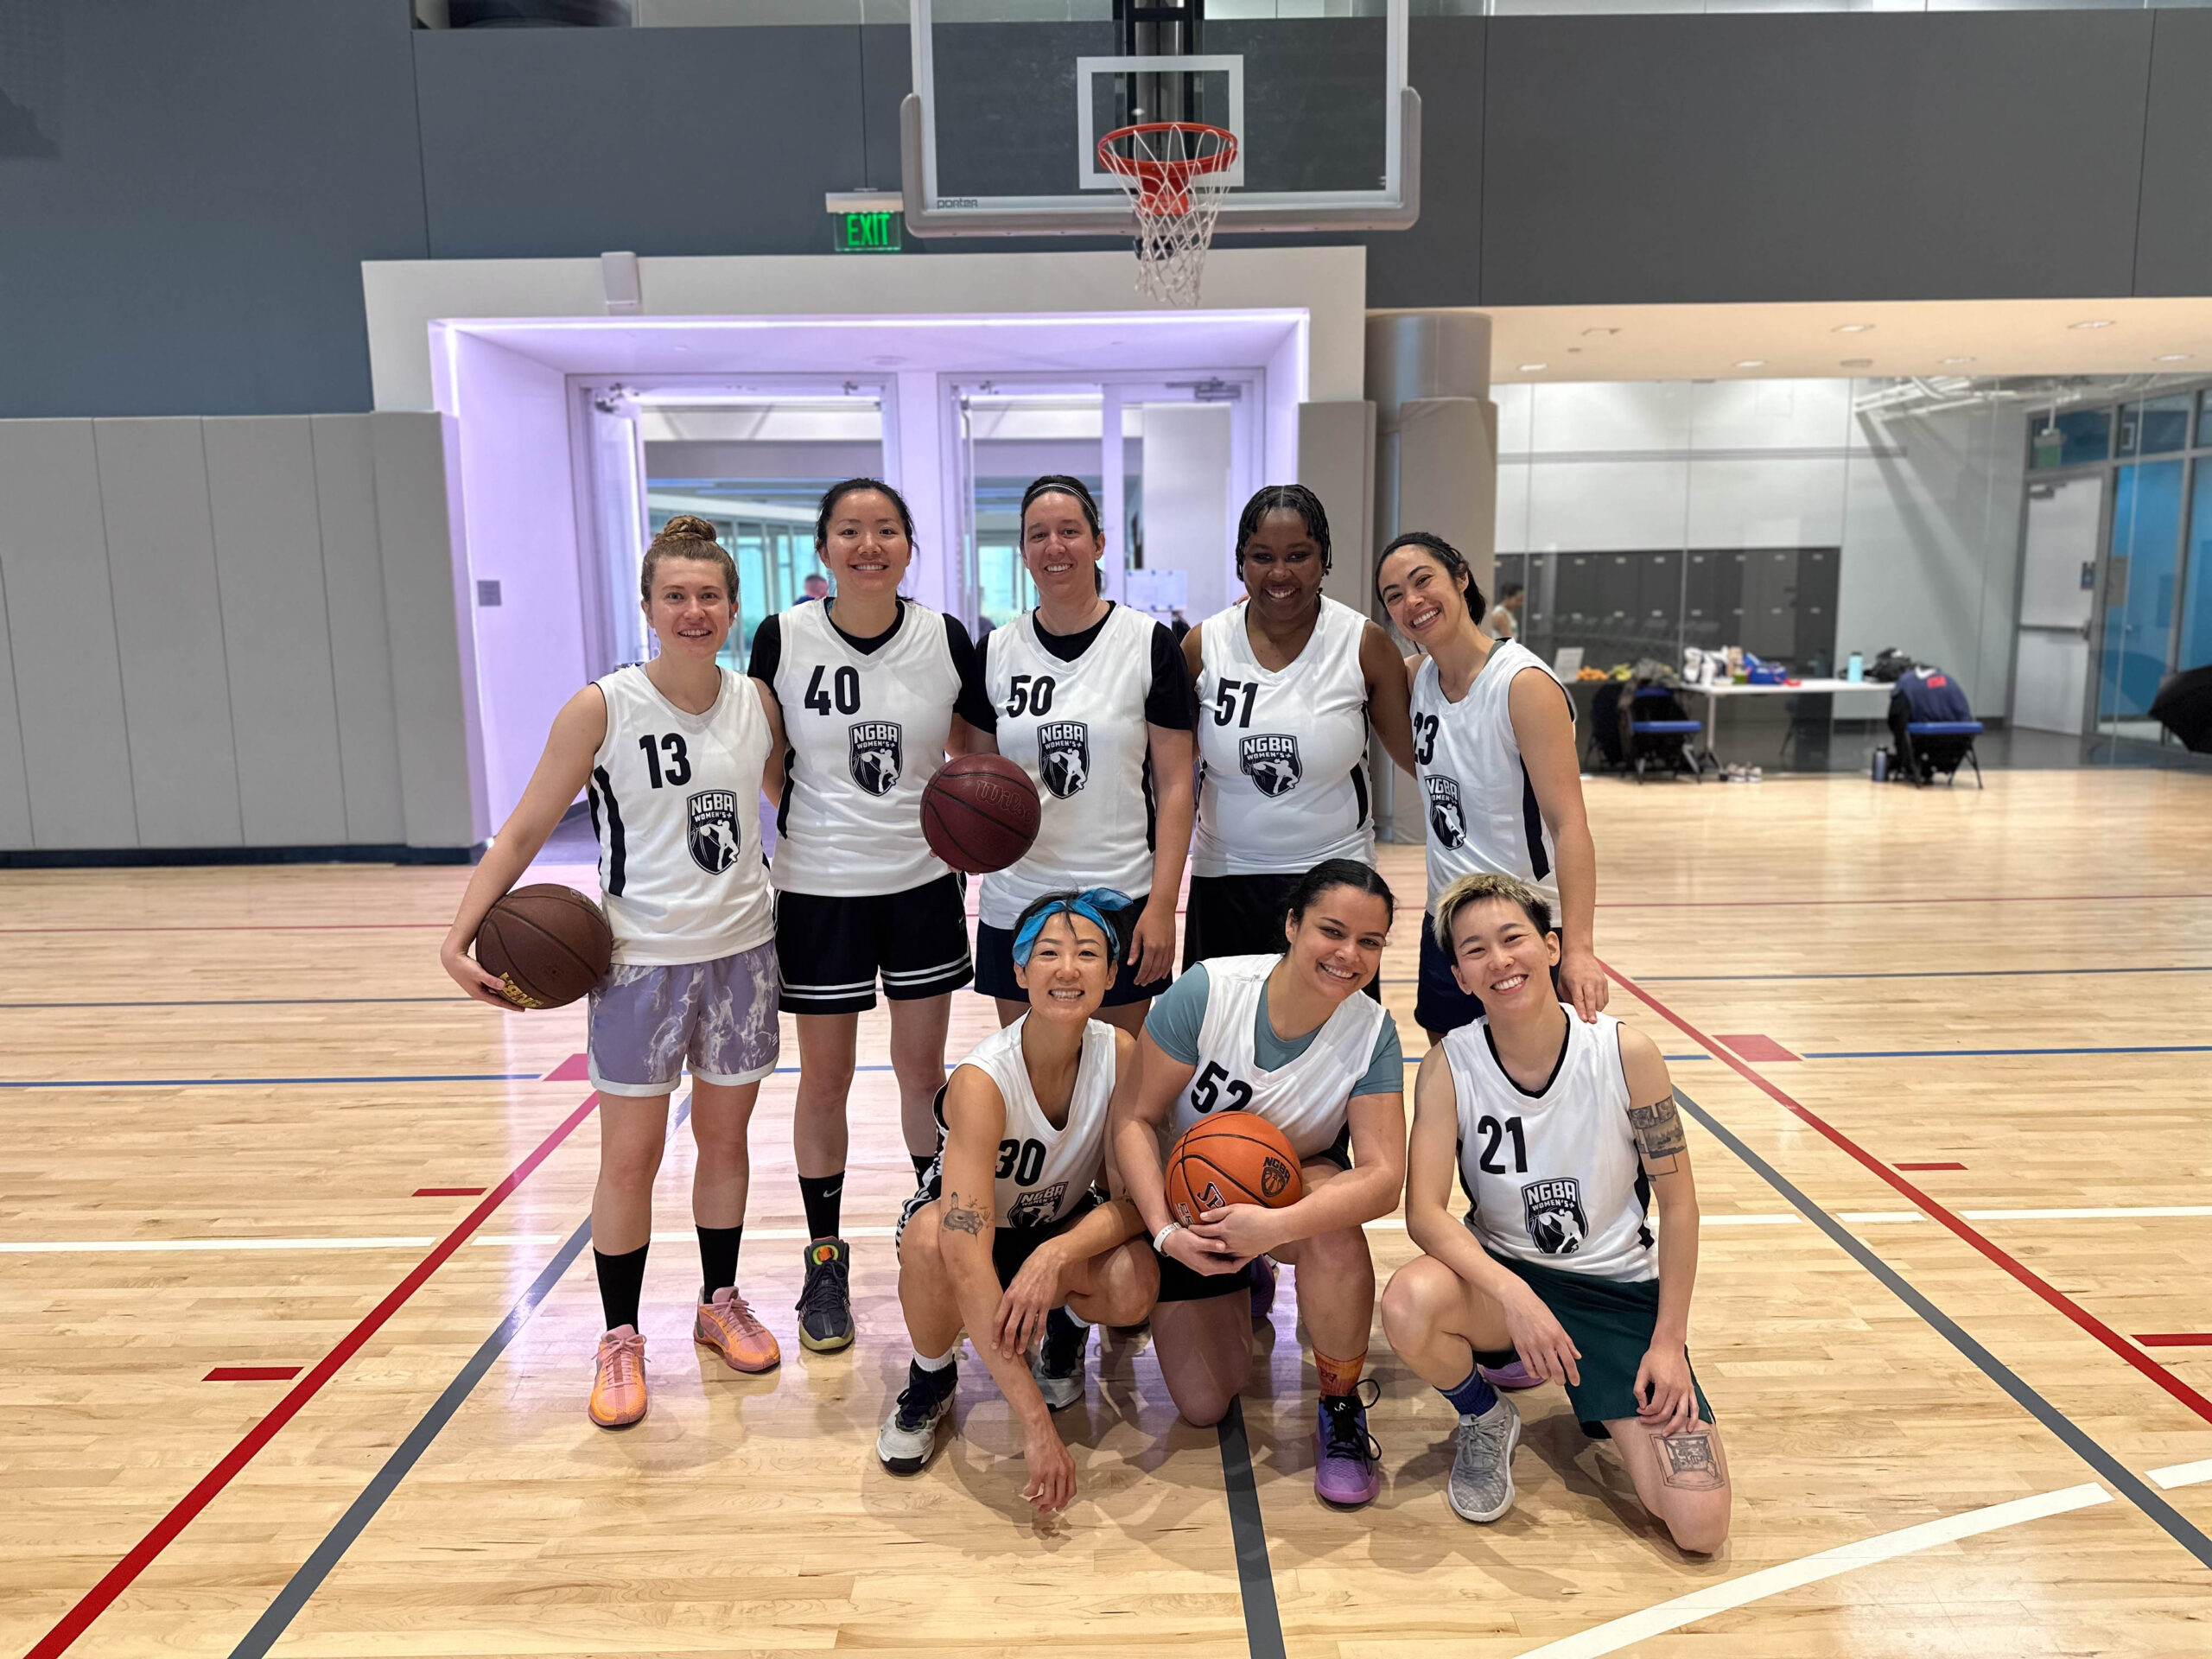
[1099,124,1236,308]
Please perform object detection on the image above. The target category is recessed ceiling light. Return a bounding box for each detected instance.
[1734,359,1766,368]
[1840,358,1874,369]
[1941,356,1975,365]
[1581,327,1619,338]
[1833,324,1875,334]
[2070,320,2113,330]
[2157,353,2192,362]
[1518,363,1548,372]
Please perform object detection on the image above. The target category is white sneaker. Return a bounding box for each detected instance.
[877,1362,956,1475]
[1446,1395,1521,1523]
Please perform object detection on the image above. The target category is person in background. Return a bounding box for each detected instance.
[800,572,830,604]
[1486,583,1524,640]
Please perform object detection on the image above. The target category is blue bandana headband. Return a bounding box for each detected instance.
[1010,887,1135,969]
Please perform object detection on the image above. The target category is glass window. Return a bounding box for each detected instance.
[2183,461,2212,673]
[2117,394,2191,458]
[2100,459,2183,728]
[2029,407,2111,470]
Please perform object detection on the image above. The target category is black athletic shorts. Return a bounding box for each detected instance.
[974,894,1169,1007]
[1415,913,1560,1035]
[774,873,972,1015]
[1154,1122,1354,1301]
[1183,873,1380,1002]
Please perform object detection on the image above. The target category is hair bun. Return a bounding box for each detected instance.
[657,514,720,543]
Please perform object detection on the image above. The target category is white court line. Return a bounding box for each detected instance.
[2149,1458,2212,1490]
[1512,1483,2112,1659]
[0,1236,441,1253]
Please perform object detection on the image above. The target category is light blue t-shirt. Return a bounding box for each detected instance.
[1145,963,1402,1098]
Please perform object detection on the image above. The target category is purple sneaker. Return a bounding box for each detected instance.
[1313,1380,1382,1507]
[1479,1357,1541,1391]
[1249,1255,1279,1319]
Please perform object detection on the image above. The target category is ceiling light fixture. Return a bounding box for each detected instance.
[1734,359,1766,368]
[1833,324,1875,334]
[2070,320,2113,330]
[2157,353,2192,363]
[1581,327,1619,338]
[1840,358,1874,369]
[1518,363,1548,372]
[1942,356,1975,365]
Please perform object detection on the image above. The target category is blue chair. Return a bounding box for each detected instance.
[1902,720,1984,788]
[1628,684,1707,783]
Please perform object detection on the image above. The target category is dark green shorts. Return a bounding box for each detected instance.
[1487,1248,1713,1438]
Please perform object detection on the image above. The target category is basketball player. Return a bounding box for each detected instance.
[1183,486,1416,968]
[441,516,785,1429]
[880,891,1159,1511]
[969,476,1197,1033]
[1380,874,1730,1552]
[1113,859,1407,1508]
[749,479,996,1353]
[1375,531,1603,1038]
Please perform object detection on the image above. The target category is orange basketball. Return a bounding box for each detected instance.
[1165,1113,1305,1224]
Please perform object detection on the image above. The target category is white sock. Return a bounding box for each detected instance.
[1058,1306,1091,1328]
[913,1344,957,1372]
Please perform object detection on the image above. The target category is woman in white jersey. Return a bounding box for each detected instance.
[1375,531,1604,1037]
[748,479,996,1354]
[880,890,1158,1511]
[971,475,1197,1033]
[441,517,786,1430]
[1382,874,1730,1552]
[1183,485,1416,970]
[1114,859,1407,1510]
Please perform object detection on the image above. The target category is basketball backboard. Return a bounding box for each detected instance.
[899,0,1419,238]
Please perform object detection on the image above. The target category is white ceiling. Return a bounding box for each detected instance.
[1426,298,2212,385]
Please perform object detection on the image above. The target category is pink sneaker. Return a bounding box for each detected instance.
[1479,1357,1541,1391]
[695,1287,781,1373]
[589,1325,648,1428]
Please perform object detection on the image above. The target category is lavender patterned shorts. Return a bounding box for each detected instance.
[586,939,781,1096]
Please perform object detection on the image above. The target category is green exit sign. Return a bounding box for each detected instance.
[835,210,903,253]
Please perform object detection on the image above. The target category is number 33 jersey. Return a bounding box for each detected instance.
[1168,954,1389,1160]
[1444,1010,1658,1282]
[588,664,775,967]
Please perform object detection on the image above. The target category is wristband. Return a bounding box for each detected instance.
[1153,1222,1183,1254]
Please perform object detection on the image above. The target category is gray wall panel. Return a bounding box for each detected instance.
[204,417,348,846]
[312,416,406,845]
[2133,13,2212,296]
[1480,15,2152,307]
[0,550,35,849]
[1363,17,1483,312]
[0,422,137,848]
[373,412,486,850]
[95,419,244,846]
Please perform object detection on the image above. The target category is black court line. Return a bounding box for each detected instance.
[1675,1085,2212,1572]
[226,1097,686,1657]
[1217,1398,1287,1659]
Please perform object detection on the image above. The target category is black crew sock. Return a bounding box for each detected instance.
[798,1171,846,1241]
[594,1243,650,1332]
[696,1224,743,1301]
[910,1153,935,1181]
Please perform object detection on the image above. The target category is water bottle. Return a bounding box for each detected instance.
[1846,652,1865,684]
[1872,749,1888,782]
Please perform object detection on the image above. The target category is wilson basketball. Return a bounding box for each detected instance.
[921,753,1041,874]
[1165,1113,1304,1225]
[474,884,613,1010]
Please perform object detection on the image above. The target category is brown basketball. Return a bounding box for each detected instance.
[921,753,1042,874]
[1164,1113,1305,1225]
[474,884,613,1010]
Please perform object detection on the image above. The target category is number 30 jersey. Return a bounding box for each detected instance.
[587,664,775,967]
[1168,954,1389,1160]
[763,599,963,897]
[1444,1010,1658,1282]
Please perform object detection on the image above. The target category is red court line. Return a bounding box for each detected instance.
[2139,1335,2212,1348]
[204,1367,302,1382]
[412,1186,486,1198]
[1897,1161,1968,1172]
[28,1092,601,1659]
[1600,961,2212,1430]
[1716,1033,1799,1063]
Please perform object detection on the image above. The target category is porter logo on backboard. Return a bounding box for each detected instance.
[1240,734,1302,798]
[848,721,903,797]
[1037,721,1090,798]
[1425,775,1466,849]
[686,791,742,874]
[1521,1177,1589,1256]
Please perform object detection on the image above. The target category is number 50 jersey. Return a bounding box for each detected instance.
[1168,954,1389,1160]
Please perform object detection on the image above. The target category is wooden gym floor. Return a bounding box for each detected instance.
[4,768,2210,1657]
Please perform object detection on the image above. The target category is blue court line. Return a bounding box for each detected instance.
[1640,965,2212,983]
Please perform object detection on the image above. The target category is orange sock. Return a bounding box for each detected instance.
[1314,1348,1366,1398]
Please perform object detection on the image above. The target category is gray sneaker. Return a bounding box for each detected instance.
[876,1361,956,1475]
[1446,1395,1521,1522]
[1029,1308,1087,1410]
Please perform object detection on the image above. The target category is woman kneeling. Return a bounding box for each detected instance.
[1381,874,1732,1553]
[880,891,1160,1513]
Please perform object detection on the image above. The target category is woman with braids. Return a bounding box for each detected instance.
[442,516,786,1428]
[749,479,996,1354]
[969,475,1198,1033]
[1375,530,1604,1041]
[1183,484,1416,967]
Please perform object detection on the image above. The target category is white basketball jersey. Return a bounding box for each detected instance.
[1192,596,1375,878]
[1446,1010,1657,1281]
[587,664,774,968]
[767,599,961,897]
[1169,955,1389,1160]
[1411,639,1573,910]
[954,1017,1118,1230]
[979,604,1160,928]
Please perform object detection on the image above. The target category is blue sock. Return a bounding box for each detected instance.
[1440,1363,1497,1418]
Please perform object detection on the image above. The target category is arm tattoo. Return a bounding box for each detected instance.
[1656,1431,1723,1491]
[941,1191,988,1236]
[1629,1093,1688,1173]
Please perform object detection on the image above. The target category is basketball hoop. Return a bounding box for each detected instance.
[1096,122,1238,308]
